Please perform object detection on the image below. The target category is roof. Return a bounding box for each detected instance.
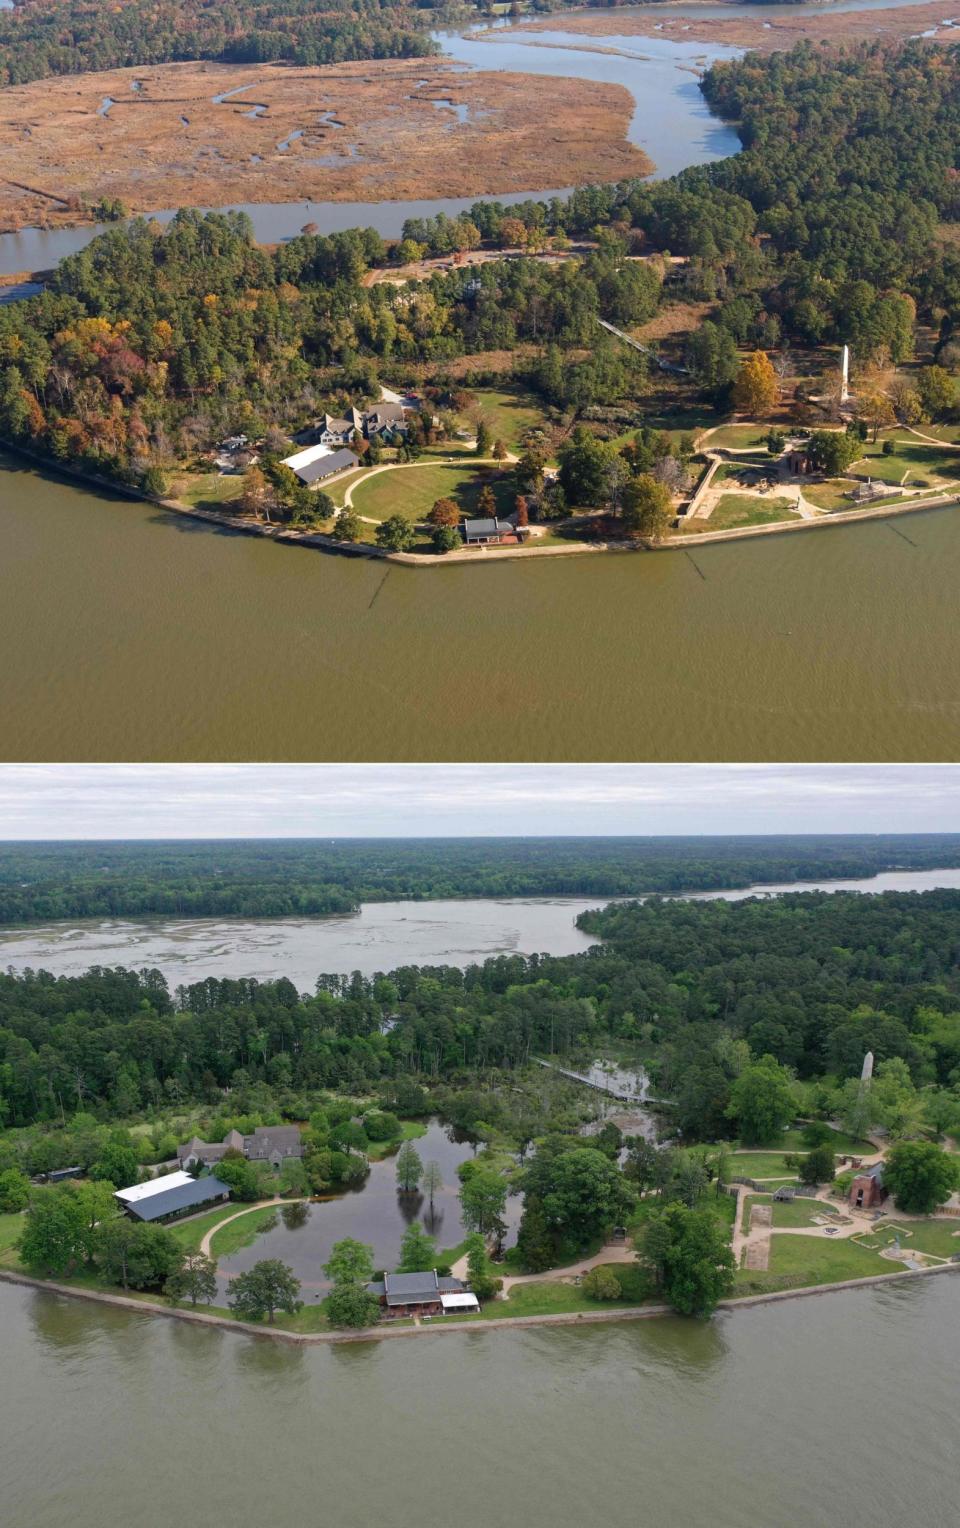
[283,442,334,473]
[323,414,354,435]
[365,403,405,426]
[296,448,359,484]
[463,517,499,537]
[372,1270,465,1306]
[246,1125,302,1157]
[440,1292,480,1312]
[116,1170,198,1205]
[116,1173,230,1222]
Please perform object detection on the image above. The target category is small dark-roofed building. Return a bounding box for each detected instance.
[849,1161,886,1210]
[366,1269,470,1319]
[463,516,509,545]
[41,1166,84,1184]
[115,1170,230,1223]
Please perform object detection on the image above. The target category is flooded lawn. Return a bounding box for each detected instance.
[214,1119,522,1299]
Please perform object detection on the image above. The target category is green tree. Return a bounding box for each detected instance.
[0,1167,30,1213]
[19,1186,87,1275]
[916,365,955,421]
[475,420,492,456]
[726,1055,796,1145]
[97,1220,183,1291]
[332,508,363,542]
[422,1160,443,1207]
[396,1140,424,1192]
[806,429,861,476]
[432,524,461,554]
[397,1220,436,1273]
[323,1238,375,1285]
[637,1204,735,1317]
[216,1156,261,1201]
[165,1253,218,1307]
[622,473,673,541]
[464,1230,501,1302]
[89,1141,140,1187]
[229,1259,302,1324]
[581,1265,622,1301]
[798,1143,836,1186]
[375,515,416,552]
[459,1167,508,1243]
[883,1142,958,1215]
[326,1280,380,1328]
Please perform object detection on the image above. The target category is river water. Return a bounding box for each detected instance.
[1,1274,957,1528]
[3,867,959,985]
[2,453,959,760]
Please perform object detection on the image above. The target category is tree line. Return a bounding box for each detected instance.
[1,833,957,924]
[2,885,959,1139]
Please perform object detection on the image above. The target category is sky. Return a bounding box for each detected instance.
[0,764,957,839]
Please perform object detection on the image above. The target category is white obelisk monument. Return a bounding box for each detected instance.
[840,344,850,405]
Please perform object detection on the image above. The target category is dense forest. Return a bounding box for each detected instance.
[0,0,439,87]
[1,887,959,1142]
[1,835,959,923]
[3,40,960,491]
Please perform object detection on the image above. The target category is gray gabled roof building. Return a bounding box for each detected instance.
[115,1170,231,1223]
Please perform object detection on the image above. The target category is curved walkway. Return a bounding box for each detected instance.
[340,446,518,522]
[198,1197,302,1260]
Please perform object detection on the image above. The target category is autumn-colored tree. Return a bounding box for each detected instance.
[622,474,673,541]
[492,438,508,461]
[428,497,460,527]
[477,483,497,517]
[856,389,895,442]
[515,494,529,526]
[241,464,269,518]
[732,350,778,416]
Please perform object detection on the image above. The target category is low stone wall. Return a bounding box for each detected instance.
[2,1259,957,1346]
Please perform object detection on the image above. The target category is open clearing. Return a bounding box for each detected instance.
[350,462,515,523]
[0,58,650,232]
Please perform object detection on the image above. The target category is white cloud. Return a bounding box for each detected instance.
[0,764,957,838]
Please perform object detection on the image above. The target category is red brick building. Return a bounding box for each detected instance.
[849,1162,887,1210]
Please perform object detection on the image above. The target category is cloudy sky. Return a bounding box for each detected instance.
[0,765,956,839]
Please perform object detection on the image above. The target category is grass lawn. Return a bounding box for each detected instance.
[365,1119,428,1160]
[849,441,960,487]
[705,424,774,450]
[490,1262,652,1318]
[209,1203,283,1260]
[732,1233,886,1296]
[705,494,797,530]
[730,1151,805,1179]
[741,1194,842,1232]
[172,472,245,511]
[854,1219,960,1259]
[0,1212,24,1266]
[761,1128,871,1154]
[324,468,368,508]
[917,422,960,443]
[167,1205,240,1254]
[350,463,516,524]
[466,388,545,450]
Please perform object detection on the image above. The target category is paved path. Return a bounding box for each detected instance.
[198,1197,302,1260]
[452,1239,637,1293]
[340,448,517,523]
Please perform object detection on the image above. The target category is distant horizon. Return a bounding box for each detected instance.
[3,831,960,844]
[0,765,958,838]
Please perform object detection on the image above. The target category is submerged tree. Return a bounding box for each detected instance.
[396,1141,424,1192]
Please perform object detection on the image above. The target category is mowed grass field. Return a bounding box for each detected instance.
[850,440,960,487]
[466,389,545,450]
[706,494,798,530]
[350,463,516,523]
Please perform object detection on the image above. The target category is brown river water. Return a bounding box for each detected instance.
[1,1275,957,1528]
[2,455,960,761]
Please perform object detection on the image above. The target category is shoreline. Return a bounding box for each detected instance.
[2,1260,957,1344]
[5,441,954,569]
